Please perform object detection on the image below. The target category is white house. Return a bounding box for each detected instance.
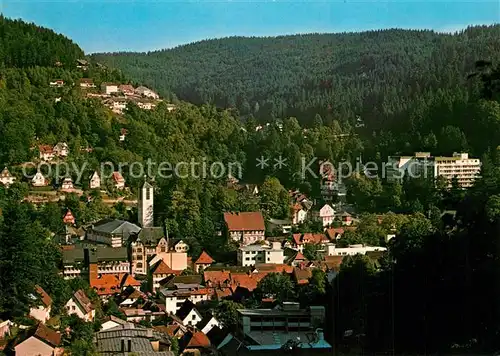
[161,287,210,314]
[101,83,119,95]
[199,313,222,334]
[64,290,96,322]
[60,177,74,191]
[237,241,284,267]
[135,86,159,99]
[318,204,335,227]
[29,286,52,324]
[0,167,16,186]
[32,172,48,187]
[326,243,387,256]
[49,80,64,87]
[175,300,203,327]
[53,142,69,157]
[100,315,128,331]
[292,206,308,225]
[90,171,101,189]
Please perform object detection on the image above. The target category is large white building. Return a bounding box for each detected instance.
[386,152,481,188]
[326,243,387,256]
[237,241,284,267]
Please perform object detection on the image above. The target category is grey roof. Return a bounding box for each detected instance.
[91,219,141,235]
[131,227,165,246]
[63,246,128,264]
[268,218,292,225]
[95,323,172,355]
[142,181,153,189]
[162,275,203,289]
[175,300,197,320]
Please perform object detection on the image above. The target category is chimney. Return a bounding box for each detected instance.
[120,338,125,352]
[127,338,132,352]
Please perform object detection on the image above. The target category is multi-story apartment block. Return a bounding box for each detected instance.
[62,246,130,279]
[237,242,284,267]
[386,152,481,188]
[86,219,141,247]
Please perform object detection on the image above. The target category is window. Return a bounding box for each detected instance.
[137,262,143,269]
[146,188,151,200]
[245,257,250,261]
[192,314,196,320]
[72,306,76,310]
[160,247,166,253]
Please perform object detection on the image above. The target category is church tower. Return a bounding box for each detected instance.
[138,179,154,228]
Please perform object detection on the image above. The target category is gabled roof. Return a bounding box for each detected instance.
[72,289,95,314]
[223,212,265,231]
[34,285,52,307]
[0,167,12,178]
[131,227,165,246]
[175,300,197,320]
[120,274,141,288]
[182,330,211,349]
[163,275,203,289]
[206,326,232,349]
[151,261,175,275]
[292,233,328,246]
[321,256,344,271]
[293,267,312,285]
[39,145,54,153]
[195,251,214,265]
[204,271,231,286]
[326,227,344,240]
[112,171,125,182]
[91,219,140,235]
[33,323,61,347]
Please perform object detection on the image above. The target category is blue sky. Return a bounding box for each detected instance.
[1,0,499,53]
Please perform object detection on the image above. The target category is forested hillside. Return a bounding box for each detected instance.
[0,15,84,68]
[93,27,500,126]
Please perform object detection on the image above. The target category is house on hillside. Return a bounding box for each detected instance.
[64,289,96,322]
[32,171,48,187]
[0,167,16,186]
[79,78,95,88]
[53,142,69,158]
[14,323,62,356]
[76,59,88,69]
[39,145,55,161]
[63,209,76,225]
[119,84,135,96]
[101,82,119,95]
[49,79,64,87]
[290,233,330,253]
[29,285,52,324]
[119,128,128,142]
[89,171,101,189]
[60,177,74,192]
[112,171,125,189]
[223,211,265,246]
[135,86,159,99]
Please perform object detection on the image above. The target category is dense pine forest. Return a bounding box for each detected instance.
[1,14,500,355]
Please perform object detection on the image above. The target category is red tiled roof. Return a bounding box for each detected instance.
[186,331,211,349]
[151,261,175,275]
[326,228,344,240]
[34,323,61,347]
[121,274,141,288]
[204,271,230,286]
[35,285,52,307]
[230,273,264,292]
[293,252,306,261]
[213,288,232,300]
[223,212,265,231]
[293,267,312,285]
[321,256,344,271]
[39,145,54,154]
[63,210,75,224]
[73,290,95,314]
[112,172,124,183]
[292,233,328,246]
[254,264,293,274]
[91,275,121,296]
[195,251,214,265]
